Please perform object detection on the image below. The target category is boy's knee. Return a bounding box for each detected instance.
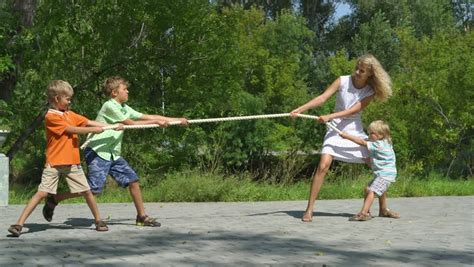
[128,181,140,189]
[37,191,49,199]
[78,190,93,197]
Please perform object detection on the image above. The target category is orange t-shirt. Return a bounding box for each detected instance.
[45,109,88,166]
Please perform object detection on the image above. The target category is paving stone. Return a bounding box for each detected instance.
[0,196,472,265]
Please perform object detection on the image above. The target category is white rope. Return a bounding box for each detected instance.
[80,113,342,149]
[294,114,343,134]
[180,113,291,124]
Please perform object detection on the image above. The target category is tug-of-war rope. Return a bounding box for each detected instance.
[80,113,342,149]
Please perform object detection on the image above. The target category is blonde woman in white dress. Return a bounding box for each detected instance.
[291,54,399,222]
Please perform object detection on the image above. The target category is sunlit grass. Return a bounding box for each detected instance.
[8,169,473,204]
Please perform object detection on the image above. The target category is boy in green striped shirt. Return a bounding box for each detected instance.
[43,76,187,227]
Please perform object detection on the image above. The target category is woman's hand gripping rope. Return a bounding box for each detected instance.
[291,113,343,134]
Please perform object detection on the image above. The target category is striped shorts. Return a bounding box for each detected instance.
[368,177,391,196]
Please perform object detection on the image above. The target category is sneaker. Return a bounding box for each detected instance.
[42,194,57,222]
[136,215,161,227]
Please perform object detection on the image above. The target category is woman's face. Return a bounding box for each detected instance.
[354,62,372,82]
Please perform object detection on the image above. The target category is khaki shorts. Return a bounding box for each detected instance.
[38,165,90,194]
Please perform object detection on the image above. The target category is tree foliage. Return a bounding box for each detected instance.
[0,0,472,182]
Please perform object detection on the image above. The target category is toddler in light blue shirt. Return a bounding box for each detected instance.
[340,120,399,221]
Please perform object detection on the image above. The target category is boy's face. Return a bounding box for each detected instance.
[112,83,129,104]
[53,94,72,111]
[368,131,383,141]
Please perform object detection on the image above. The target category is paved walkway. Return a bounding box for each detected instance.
[1,196,473,266]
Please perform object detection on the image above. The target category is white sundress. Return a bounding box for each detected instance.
[321,75,374,163]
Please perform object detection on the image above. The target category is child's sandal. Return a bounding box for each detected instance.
[95,220,109,232]
[379,208,400,219]
[8,224,23,237]
[136,215,161,227]
[42,194,57,222]
[349,213,372,221]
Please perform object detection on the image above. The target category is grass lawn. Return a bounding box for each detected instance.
[8,170,474,204]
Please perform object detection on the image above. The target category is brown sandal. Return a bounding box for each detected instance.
[95,220,109,232]
[136,215,161,227]
[8,224,23,237]
[349,213,373,221]
[379,208,400,219]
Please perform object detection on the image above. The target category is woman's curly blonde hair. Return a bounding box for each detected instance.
[357,54,392,102]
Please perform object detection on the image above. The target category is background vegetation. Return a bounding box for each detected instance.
[0,0,472,200]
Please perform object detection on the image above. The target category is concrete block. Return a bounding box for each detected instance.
[0,154,9,206]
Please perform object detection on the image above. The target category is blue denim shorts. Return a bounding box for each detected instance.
[84,148,139,194]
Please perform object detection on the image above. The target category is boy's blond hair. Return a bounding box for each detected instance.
[47,80,73,104]
[103,76,128,97]
[368,120,392,144]
[357,54,392,102]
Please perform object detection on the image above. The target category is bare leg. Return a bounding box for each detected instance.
[360,191,375,215]
[129,181,146,217]
[379,192,400,218]
[54,191,85,203]
[364,186,371,214]
[15,191,49,226]
[354,186,371,217]
[41,190,88,223]
[379,192,388,212]
[81,190,103,223]
[302,154,333,222]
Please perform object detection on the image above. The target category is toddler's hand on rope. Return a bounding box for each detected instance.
[318,115,330,123]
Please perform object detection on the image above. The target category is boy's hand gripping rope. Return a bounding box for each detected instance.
[80,113,342,149]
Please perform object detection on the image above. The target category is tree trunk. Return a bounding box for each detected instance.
[13,0,37,27]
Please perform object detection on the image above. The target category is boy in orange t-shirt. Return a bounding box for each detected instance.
[7,80,121,237]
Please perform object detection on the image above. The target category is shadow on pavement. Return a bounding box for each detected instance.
[248,210,353,219]
[64,217,137,226]
[7,223,75,237]
[2,228,472,266]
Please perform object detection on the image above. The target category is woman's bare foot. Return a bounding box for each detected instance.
[302,211,313,222]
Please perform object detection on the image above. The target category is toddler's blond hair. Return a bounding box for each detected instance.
[367,120,392,144]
